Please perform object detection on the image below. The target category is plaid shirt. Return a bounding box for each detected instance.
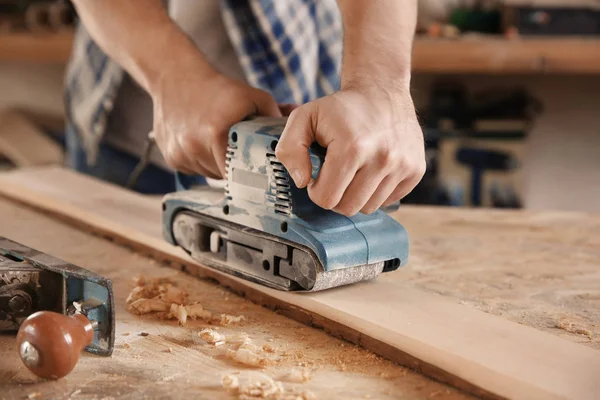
[64,0,343,166]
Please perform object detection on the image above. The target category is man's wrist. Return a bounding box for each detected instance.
[135,25,217,96]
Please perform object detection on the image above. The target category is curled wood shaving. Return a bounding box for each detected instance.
[219,314,246,325]
[158,285,189,305]
[199,328,226,346]
[227,343,270,368]
[169,303,213,326]
[126,285,161,305]
[222,372,283,399]
[127,298,171,315]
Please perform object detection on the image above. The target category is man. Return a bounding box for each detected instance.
[65,0,425,217]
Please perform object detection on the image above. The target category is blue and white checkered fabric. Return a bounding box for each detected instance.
[64,0,343,165]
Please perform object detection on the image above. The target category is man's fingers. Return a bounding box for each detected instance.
[360,174,400,214]
[278,103,299,116]
[382,176,421,207]
[307,143,361,211]
[252,90,283,118]
[276,107,315,188]
[333,167,387,216]
[176,133,221,178]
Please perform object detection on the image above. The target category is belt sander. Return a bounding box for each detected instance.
[162,117,409,291]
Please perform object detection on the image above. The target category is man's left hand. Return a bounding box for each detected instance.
[275,86,426,216]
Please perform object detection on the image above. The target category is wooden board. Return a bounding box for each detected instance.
[411,37,600,75]
[0,167,599,400]
[0,32,73,64]
[0,109,64,167]
[0,197,468,400]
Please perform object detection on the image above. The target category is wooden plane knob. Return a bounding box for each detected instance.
[16,311,95,380]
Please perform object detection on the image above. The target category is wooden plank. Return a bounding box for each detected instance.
[0,109,64,167]
[0,31,73,64]
[0,167,598,400]
[411,37,600,74]
[0,197,465,400]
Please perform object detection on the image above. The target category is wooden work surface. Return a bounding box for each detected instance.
[0,197,467,400]
[0,167,598,400]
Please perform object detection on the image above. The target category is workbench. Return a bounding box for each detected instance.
[0,167,598,399]
[0,196,465,400]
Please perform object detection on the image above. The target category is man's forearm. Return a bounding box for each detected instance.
[71,0,215,94]
[336,0,417,90]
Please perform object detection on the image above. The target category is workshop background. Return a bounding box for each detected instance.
[0,0,599,212]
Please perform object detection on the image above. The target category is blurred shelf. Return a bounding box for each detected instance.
[412,37,600,74]
[2,30,599,75]
[0,30,73,64]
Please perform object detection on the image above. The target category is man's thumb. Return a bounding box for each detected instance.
[276,107,315,189]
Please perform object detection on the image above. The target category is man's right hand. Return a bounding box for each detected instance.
[151,66,282,179]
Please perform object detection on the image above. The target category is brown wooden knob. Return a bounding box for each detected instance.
[16,311,94,380]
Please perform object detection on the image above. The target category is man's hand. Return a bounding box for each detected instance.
[70,0,284,179]
[151,68,281,179]
[276,87,425,216]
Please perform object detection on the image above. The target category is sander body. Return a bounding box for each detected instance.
[162,117,409,291]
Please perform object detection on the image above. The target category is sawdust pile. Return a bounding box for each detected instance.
[222,372,315,400]
[126,275,245,326]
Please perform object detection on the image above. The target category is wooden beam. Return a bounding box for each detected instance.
[0,167,598,400]
[412,37,600,74]
[0,31,73,64]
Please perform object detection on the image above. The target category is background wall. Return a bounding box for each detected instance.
[0,64,65,117]
[412,74,600,213]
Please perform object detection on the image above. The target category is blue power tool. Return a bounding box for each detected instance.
[162,117,409,291]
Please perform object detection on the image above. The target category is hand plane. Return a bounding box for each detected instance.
[0,237,115,379]
[162,117,409,292]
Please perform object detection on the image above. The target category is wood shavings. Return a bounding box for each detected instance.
[222,372,283,399]
[123,343,131,349]
[556,319,593,339]
[199,328,226,346]
[222,372,315,400]
[126,275,213,326]
[278,368,312,383]
[170,303,188,326]
[134,274,172,287]
[125,285,161,304]
[127,298,171,315]
[158,284,189,305]
[261,344,275,353]
[170,303,213,326]
[219,313,245,325]
[227,343,270,368]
